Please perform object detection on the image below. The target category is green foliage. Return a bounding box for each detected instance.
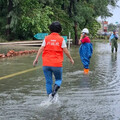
[108,23,117,31]
[0,0,7,36]
[16,4,53,39]
[0,0,119,41]
[50,6,74,36]
[87,20,101,38]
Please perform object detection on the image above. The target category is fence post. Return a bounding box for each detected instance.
[68,32,71,49]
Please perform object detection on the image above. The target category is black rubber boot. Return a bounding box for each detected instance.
[52,84,60,97]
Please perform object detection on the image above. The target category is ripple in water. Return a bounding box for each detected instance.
[39,93,61,108]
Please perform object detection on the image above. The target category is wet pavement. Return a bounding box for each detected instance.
[0,42,120,120]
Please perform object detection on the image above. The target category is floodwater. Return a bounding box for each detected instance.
[0,42,120,120]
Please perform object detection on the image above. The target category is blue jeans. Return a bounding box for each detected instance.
[43,66,63,95]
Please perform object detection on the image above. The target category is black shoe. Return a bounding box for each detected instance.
[52,84,60,97]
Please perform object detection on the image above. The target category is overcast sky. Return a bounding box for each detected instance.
[98,1,120,24]
[106,1,120,24]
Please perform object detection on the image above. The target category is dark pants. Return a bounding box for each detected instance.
[111,39,118,53]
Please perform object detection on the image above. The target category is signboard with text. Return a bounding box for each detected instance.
[102,21,108,32]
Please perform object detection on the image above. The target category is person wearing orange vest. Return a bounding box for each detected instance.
[33,21,74,99]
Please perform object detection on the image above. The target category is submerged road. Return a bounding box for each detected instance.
[0,66,41,81]
[0,42,120,120]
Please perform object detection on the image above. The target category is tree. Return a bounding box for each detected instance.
[8,0,53,40]
[65,0,119,44]
[0,0,119,41]
[0,0,7,37]
[5,0,20,40]
[108,23,117,31]
[16,1,53,39]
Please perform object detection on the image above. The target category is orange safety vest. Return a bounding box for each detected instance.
[42,33,64,67]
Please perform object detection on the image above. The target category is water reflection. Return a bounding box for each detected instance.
[0,42,120,120]
[111,52,117,62]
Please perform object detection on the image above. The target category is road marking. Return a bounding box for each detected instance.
[0,56,79,81]
[0,66,41,81]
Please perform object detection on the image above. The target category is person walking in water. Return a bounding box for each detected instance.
[33,21,74,99]
[78,28,93,74]
[109,30,119,53]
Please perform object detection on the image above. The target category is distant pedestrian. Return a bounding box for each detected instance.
[78,28,93,74]
[109,30,119,53]
[33,21,74,100]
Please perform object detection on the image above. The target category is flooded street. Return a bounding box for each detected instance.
[0,42,120,120]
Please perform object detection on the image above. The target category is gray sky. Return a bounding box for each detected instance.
[106,1,120,24]
[98,1,120,24]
